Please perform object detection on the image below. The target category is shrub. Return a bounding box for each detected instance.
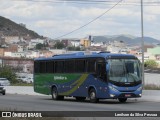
[0,65,18,84]
[144,59,159,68]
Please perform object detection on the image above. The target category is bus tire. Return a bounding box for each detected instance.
[118,98,127,103]
[75,97,86,101]
[51,87,59,100]
[2,92,5,95]
[89,89,99,103]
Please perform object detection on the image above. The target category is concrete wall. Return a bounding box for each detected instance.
[4,86,45,96]
[144,73,160,86]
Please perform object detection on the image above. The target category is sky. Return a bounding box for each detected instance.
[0,0,160,40]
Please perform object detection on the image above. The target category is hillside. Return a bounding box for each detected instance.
[92,35,160,46]
[0,16,43,39]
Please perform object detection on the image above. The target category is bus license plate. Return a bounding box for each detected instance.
[125,94,131,97]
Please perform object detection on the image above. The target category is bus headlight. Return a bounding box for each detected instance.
[109,86,118,92]
[110,94,115,97]
[137,86,142,91]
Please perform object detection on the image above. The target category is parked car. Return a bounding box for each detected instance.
[17,75,33,83]
[0,78,10,86]
[0,86,5,95]
[26,77,33,83]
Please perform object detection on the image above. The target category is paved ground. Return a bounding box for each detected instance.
[0,93,160,111]
[144,68,160,74]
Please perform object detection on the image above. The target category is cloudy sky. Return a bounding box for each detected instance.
[0,0,160,40]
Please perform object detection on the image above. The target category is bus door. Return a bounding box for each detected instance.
[96,61,107,81]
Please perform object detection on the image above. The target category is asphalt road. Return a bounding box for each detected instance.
[0,94,160,111]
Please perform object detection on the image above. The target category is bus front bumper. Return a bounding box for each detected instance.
[108,85,142,99]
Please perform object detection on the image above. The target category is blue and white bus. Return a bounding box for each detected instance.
[34,52,142,103]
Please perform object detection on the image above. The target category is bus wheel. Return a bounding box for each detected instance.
[118,98,127,103]
[2,92,5,95]
[76,97,86,101]
[89,89,99,103]
[52,87,59,100]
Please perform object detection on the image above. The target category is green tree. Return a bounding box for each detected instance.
[0,65,18,84]
[144,59,159,68]
[54,41,65,49]
[35,43,44,50]
[67,46,80,51]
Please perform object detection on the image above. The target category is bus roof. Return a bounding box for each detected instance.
[34,52,137,61]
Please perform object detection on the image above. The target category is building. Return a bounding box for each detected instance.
[4,36,19,44]
[4,52,25,58]
[0,48,4,56]
[147,46,160,55]
[80,39,91,48]
[70,40,80,47]
[0,57,33,73]
[5,44,18,52]
[28,39,45,49]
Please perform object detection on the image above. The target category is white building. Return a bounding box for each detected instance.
[70,41,80,47]
[91,42,103,47]
[28,39,45,49]
[25,51,40,58]
[49,49,66,54]
[18,45,24,52]
[4,52,25,58]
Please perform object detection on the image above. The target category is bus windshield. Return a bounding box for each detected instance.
[108,59,141,83]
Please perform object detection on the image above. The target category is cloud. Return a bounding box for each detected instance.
[0,0,160,39]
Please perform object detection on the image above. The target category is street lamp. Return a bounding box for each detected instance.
[141,0,145,86]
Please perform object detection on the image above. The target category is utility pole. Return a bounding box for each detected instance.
[141,0,145,87]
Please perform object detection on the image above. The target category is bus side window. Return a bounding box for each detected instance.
[46,61,54,73]
[55,61,64,73]
[40,61,46,73]
[34,61,40,73]
[96,62,106,80]
[65,60,75,73]
[75,59,86,73]
[87,59,96,73]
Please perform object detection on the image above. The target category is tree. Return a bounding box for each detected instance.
[0,65,18,84]
[35,43,44,50]
[67,46,80,51]
[54,41,65,49]
[144,60,159,68]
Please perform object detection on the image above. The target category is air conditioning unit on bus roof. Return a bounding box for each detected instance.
[52,51,111,57]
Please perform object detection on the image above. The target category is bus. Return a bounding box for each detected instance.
[34,52,142,103]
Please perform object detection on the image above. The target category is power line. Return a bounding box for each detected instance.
[53,0,123,39]
[12,0,160,6]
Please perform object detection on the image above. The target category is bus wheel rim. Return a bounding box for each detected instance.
[90,92,95,99]
[53,91,57,98]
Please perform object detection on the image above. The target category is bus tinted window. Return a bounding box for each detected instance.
[65,60,75,73]
[34,62,39,73]
[75,59,86,73]
[55,61,64,73]
[87,59,96,73]
[40,62,46,73]
[46,61,54,73]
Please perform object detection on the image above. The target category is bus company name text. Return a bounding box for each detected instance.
[54,76,67,80]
